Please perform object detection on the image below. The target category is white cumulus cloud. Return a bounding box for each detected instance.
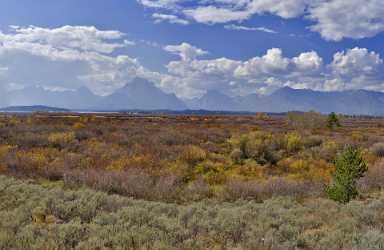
[308,0,384,41]
[152,13,190,25]
[138,0,384,41]
[164,42,208,61]
[0,25,149,95]
[224,24,277,33]
[162,43,384,98]
[328,47,384,91]
[2,25,384,101]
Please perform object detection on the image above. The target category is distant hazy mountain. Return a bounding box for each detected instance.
[188,87,384,115]
[6,86,101,110]
[0,105,69,112]
[99,78,187,110]
[2,79,384,115]
[186,90,239,111]
[2,78,187,111]
[0,95,7,108]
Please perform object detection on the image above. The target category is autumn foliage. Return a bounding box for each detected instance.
[0,112,383,202]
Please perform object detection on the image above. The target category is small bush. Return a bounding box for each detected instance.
[286,111,326,129]
[73,122,86,129]
[180,145,207,166]
[224,178,322,201]
[359,160,384,191]
[351,131,367,142]
[327,112,341,129]
[230,148,244,164]
[48,132,77,149]
[233,132,282,165]
[303,135,323,148]
[317,140,339,162]
[370,143,384,158]
[255,112,269,120]
[285,133,303,153]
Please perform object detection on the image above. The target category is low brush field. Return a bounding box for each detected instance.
[1,112,384,249]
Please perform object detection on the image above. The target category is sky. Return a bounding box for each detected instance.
[0,0,384,99]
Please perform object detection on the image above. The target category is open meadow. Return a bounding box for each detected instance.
[1,112,384,249]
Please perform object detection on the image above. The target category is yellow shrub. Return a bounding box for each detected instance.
[82,139,129,169]
[351,131,367,142]
[32,207,47,224]
[18,148,61,170]
[286,133,303,153]
[30,152,48,168]
[0,145,15,159]
[8,116,20,126]
[0,145,16,171]
[255,112,269,120]
[318,140,339,161]
[305,160,333,182]
[286,111,326,129]
[48,132,76,148]
[77,157,93,169]
[106,155,154,171]
[276,156,333,182]
[230,161,264,180]
[180,145,207,165]
[195,161,227,184]
[26,116,34,125]
[106,157,128,171]
[73,122,86,129]
[289,159,309,172]
[230,131,282,165]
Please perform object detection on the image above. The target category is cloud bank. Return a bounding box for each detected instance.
[0,25,152,95]
[1,25,384,100]
[137,0,384,41]
[163,44,384,97]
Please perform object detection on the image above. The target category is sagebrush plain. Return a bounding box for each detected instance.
[1,112,384,249]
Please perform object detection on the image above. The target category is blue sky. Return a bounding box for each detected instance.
[0,0,384,98]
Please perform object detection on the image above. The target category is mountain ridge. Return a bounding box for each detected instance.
[2,79,384,115]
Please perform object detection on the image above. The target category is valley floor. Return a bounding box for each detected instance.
[1,112,384,249]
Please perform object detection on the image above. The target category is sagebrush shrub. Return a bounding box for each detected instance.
[285,133,303,153]
[370,143,384,158]
[286,111,326,129]
[48,132,77,149]
[303,135,323,148]
[73,122,86,129]
[230,148,244,164]
[2,175,384,249]
[180,145,207,166]
[233,132,282,165]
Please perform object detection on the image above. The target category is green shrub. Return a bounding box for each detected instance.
[233,132,282,165]
[327,112,341,129]
[303,135,323,148]
[230,148,244,164]
[285,133,303,153]
[326,146,368,203]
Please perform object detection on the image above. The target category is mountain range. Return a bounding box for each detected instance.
[2,78,384,115]
[184,86,384,115]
